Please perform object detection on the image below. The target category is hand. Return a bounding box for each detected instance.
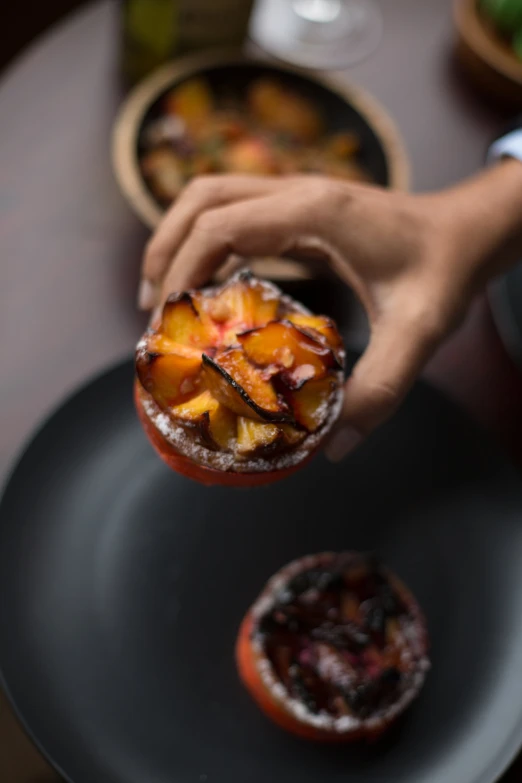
[139,162,522,459]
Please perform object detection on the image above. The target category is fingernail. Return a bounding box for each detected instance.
[149,305,162,328]
[325,426,362,463]
[137,279,157,311]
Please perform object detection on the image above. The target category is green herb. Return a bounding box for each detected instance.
[480,0,522,34]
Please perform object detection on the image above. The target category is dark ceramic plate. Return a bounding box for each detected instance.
[490,264,522,371]
[1,356,522,783]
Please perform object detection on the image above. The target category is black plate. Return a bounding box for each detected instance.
[490,264,522,371]
[2,357,522,783]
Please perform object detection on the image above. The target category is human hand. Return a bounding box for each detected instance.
[138,162,522,459]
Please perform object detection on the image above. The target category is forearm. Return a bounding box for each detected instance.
[442,158,522,289]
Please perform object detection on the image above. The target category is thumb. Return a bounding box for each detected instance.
[325,314,439,461]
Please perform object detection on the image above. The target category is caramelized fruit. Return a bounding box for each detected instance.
[202,349,291,422]
[135,271,345,485]
[236,417,282,456]
[236,552,429,742]
[199,275,280,331]
[285,313,344,353]
[239,320,340,389]
[286,376,337,432]
[162,293,219,348]
[136,343,202,408]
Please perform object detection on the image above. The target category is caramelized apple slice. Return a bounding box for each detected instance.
[162,293,219,348]
[236,417,282,456]
[136,351,202,409]
[238,320,339,388]
[285,313,344,352]
[286,376,336,432]
[201,271,280,333]
[202,348,292,422]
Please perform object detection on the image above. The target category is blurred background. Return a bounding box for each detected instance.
[3,2,522,779]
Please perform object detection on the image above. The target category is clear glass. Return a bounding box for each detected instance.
[249,0,383,70]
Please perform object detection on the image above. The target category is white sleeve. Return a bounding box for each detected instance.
[487,128,522,163]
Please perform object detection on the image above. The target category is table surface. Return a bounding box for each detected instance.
[2,0,522,780]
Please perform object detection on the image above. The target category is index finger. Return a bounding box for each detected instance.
[140,176,286,308]
[159,189,311,301]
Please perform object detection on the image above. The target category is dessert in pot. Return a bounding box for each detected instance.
[236,552,429,741]
[135,271,345,486]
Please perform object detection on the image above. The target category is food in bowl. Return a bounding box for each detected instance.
[236,551,429,741]
[139,76,372,207]
[135,271,345,486]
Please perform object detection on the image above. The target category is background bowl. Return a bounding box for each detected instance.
[112,51,409,232]
[454,0,522,106]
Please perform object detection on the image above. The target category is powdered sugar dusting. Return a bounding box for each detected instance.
[139,373,343,474]
[142,395,236,471]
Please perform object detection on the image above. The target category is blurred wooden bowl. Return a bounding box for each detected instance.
[112,50,410,281]
[454,0,522,106]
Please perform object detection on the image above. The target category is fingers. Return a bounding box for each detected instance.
[139,175,286,310]
[158,191,307,302]
[325,311,443,461]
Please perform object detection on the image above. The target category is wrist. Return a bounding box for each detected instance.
[441,158,522,288]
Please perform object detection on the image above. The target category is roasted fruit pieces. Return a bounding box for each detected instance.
[236,552,429,742]
[238,320,340,389]
[201,275,279,333]
[170,391,237,451]
[202,348,291,422]
[135,271,344,470]
[285,312,344,354]
[161,292,219,348]
[135,332,203,409]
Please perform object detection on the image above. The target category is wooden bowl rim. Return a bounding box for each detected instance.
[112,49,410,231]
[454,0,522,86]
